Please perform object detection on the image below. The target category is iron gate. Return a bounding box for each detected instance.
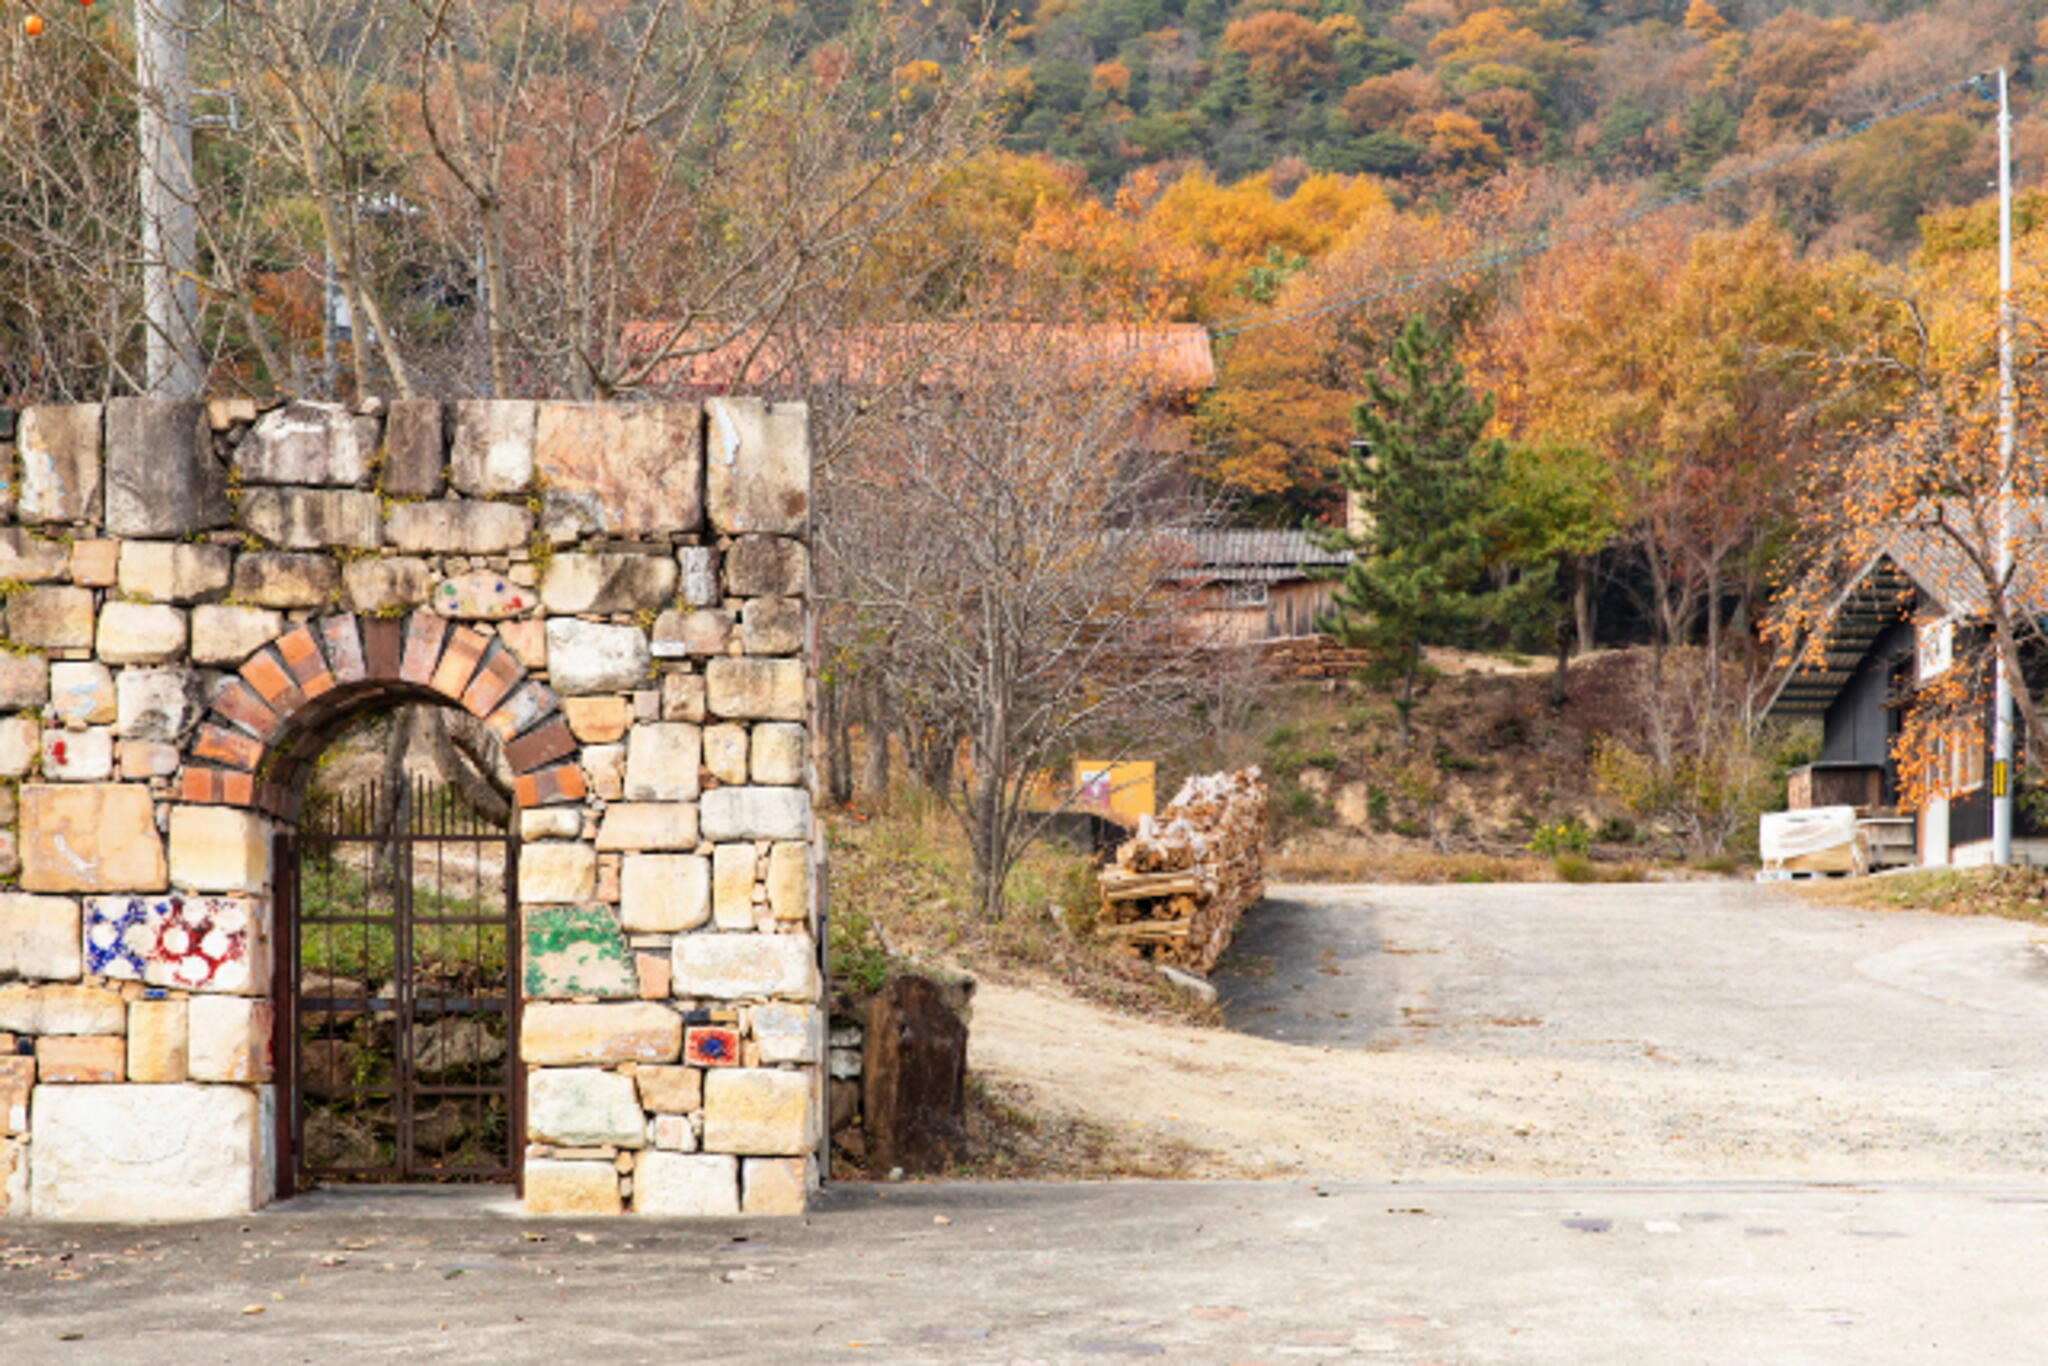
[278,778,521,1191]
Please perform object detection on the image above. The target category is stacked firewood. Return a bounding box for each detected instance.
[1261,636,1375,679]
[1097,767,1266,974]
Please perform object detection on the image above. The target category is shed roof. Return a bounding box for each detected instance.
[1172,529,1351,584]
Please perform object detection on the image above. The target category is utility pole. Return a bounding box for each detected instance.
[1993,65,2016,865]
[138,0,202,396]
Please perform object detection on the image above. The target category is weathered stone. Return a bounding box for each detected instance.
[724,536,810,599]
[0,1058,29,1135]
[520,841,597,904]
[8,585,95,649]
[343,556,433,613]
[83,895,268,995]
[39,1035,126,1083]
[20,785,166,893]
[117,668,203,741]
[521,807,582,841]
[208,397,257,429]
[231,552,341,608]
[564,696,632,744]
[752,1003,817,1065]
[634,1064,702,1114]
[0,830,19,881]
[95,602,188,665]
[661,672,706,723]
[636,948,672,999]
[740,597,805,656]
[711,844,756,931]
[751,724,807,786]
[238,400,375,486]
[116,540,233,603]
[521,1001,683,1065]
[0,653,48,710]
[650,1113,697,1151]
[30,1084,262,1219]
[535,402,701,537]
[0,982,126,1034]
[239,487,382,549]
[41,727,112,781]
[523,906,638,1000]
[386,500,534,555]
[703,723,749,785]
[168,806,271,893]
[105,398,230,536]
[127,998,190,1083]
[541,554,679,616]
[863,974,968,1174]
[742,1155,810,1215]
[619,854,710,933]
[0,893,80,980]
[523,1158,623,1216]
[576,743,622,801]
[671,931,817,1001]
[650,608,733,659]
[544,619,651,694]
[676,546,720,606]
[119,740,179,779]
[0,527,72,582]
[528,1067,646,1148]
[702,1068,811,1155]
[633,1151,736,1216]
[381,398,446,497]
[766,842,810,923]
[48,662,115,727]
[68,538,120,587]
[451,399,537,495]
[190,605,286,665]
[0,716,37,778]
[431,569,536,619]
[700,786,811,842]
[499,618,547,670]
[705,397,810,536]
[18,404,103,524]
[705,658,806,722]
[595,803,700,851]
[623,723,702,802]
[187,995,274,1081]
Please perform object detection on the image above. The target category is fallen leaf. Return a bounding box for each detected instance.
[240,1305,265,1316]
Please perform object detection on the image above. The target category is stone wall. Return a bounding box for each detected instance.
[0,395,821,1220]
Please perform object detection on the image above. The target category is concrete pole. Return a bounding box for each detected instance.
[138,0,203,396]
[1993,66,2016,866]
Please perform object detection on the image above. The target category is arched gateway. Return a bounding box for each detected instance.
[0,396,821,1220]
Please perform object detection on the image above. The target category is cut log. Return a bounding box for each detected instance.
[1096,766,1265,976]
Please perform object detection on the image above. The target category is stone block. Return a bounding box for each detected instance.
[190,604,286,665]
[187,994,274,1081]
[1,1057,28,1134]
[545,619,651,695]
[633,1151,738,1217]
[751,724,807,786]
[702,723,748,785]
[541,553,679,615]
[650,1113,696,1151]
[40,727,112,781]
[381,398,446,497]
[619,854,710,933]
[676,546,719,606]
[95,602,188,665]
[624,723,701,801]
[231,552,341,608]
[687,1025,740,1067]
[724,536,809,598]
[8,585,95,649]
[524,1158,623,1216]
[117,668,203,741]
[0,893,80,980]
[31,1083,264,1219]
[431,568,534,619]
[20,785,166,893]
[595,803,700,851]
[637,948,672,999]
[168,806,270,893]
[18,404,103,524]
[634,1064,702,1113]
[742,1155,810,1215]
[344,556,433,613]
[650,608,732,659]
[0,526,73,582]
[106,399,230,537]
[740,598,805,655]
[700,786,811,842]
[521,1001,683,1065]
[49,662,115,727]
[386,500,534,555]
[117,540,233,603]
[520,841,596,904]
[0,983,125,1034]
[528,1067,646,1148]
[85,894,268,994]
[521,806,582,841]
[535,402,701,537]
[239,487,382,549]
[0,716,36,778]
[564,696,632,744]
[671,931,817,1001]
[451,400,536,495]
[523,906,637,1000]
[702,1068,811,1155]
[661,672,706,723]
[751,1003,818,1065]
[705,397,810,536]
[119,740,179,779]
[127,998,189,1083]
[0,653,48,710]
[711,844,756,930]
[68,538,120,586]
[38,1035,126,1083]
[767,843,810,923]
[500,618,547,670]
[239,400,376,486]
[570,745,620,801]
[705,658,806,722]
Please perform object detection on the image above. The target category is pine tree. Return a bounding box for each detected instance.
[1317,314,1509,745]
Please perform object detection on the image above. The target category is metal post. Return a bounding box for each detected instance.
[1994,66,2016,866]
[138,0,202,396]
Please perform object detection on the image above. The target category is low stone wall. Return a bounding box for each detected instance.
[0,395,821,1220]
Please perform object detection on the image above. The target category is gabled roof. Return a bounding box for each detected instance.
[1171,529,1351,584]
[1765,557,1916,718]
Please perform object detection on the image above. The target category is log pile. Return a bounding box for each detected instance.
[1097,767,1266,974]
[1261,635,1375,679]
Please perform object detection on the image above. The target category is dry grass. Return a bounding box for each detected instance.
[1798,865,2048,924]
[1270,848,1646,884]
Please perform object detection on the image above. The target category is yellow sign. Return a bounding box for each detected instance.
[1994,760,2010,798]
[1074,761,1155,825]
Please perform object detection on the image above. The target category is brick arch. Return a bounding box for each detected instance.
[175,610,586,823]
